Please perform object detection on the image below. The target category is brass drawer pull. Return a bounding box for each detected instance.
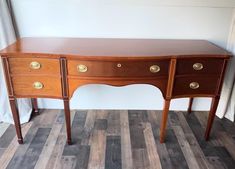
[150,65,160,73]
[30,61,41,69]
[77,64,88,73]
[193,63,203,71]
[189,82,200,89]
[33,82,44,89]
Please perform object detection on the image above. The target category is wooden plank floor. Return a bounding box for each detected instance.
[0,109,235,169]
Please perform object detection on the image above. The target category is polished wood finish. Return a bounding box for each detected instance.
[31,98,39,114]
[63,99,72,145]
[0,38,231,144]
[176,58,224,75]
[0,38,230,57]
[204,59,229,141]
[11,76,62,98]
[68,59,170,77]
[160,100,171,143]
[68,77,168,99]
[159,59,177,142]
[2,57,23,144]
[60,58,69,98]
[205,97,220,140]
[172,76,220,97]
[8,57,60,75]
[215,59,229,95]
[9,97,23,144]
[166,59,177,99]
[2,57,14,97]
[188,97,194,114]
[60,58,71,144]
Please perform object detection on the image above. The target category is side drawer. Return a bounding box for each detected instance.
[172,76,219,97]
[67,60,170,77]
[12,76,62,98]
[8,58,60,75]
[176,58,224,75]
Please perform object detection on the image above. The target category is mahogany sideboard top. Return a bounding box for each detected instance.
[0,38,232,144]
[0,37,231,58]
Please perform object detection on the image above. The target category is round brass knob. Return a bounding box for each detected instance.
[150,65,160,73]
[77,64,88,73]
[33,82,44,89]
[30,61,41,70]
[189,82,200,89]
[193,63,203,71]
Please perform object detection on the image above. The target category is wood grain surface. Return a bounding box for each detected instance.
[11,76,62,98]
[67,59,170,77]
[0,38,231,59]
[8,58,60,75]
[175,58,224,75]
[172,76,219,98]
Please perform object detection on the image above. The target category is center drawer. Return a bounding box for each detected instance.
[67,60,170,77]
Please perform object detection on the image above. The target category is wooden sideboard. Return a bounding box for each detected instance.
[0,38,232,144]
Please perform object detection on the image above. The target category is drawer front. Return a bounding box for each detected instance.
[68,60,170,77]
[8,58,60,75]
[176,58,224,75]
[12,76,62,97]
[172,76,219,97]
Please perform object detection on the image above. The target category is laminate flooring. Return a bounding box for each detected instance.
[0,109,234,169]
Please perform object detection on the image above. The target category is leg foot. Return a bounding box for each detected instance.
[188,97,194,114]
[32,98,39,115]
[18,138,23,144]
[160,99,171,143]
[67,139,72,145]
[205,97,219,141]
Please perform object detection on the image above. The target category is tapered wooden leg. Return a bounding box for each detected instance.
[9,97,23,144]
[188,97,194,114]
[205,97,220,141]
[160,99,171,143]
[31,98,39,115]
[63,99,72,145]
